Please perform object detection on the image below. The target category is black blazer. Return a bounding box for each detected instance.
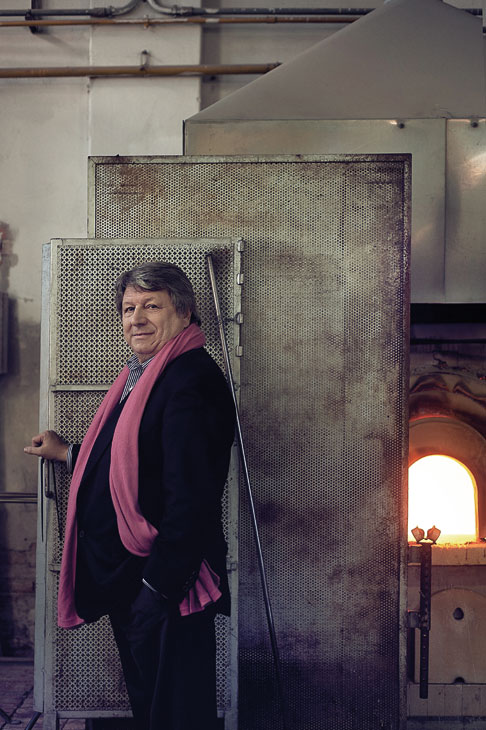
[74,347,235,615]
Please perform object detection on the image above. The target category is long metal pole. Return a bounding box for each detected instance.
[0,63,279,79]
[206,253,289,730]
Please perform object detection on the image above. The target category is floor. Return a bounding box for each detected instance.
[5,659,486,730]
[0,659,128,730]
[0,660,219,730]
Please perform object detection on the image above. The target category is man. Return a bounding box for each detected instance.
[25,261,236,730]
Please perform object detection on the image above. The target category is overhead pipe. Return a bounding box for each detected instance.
[0,2,480,21]
[146,1,481,17]
[147,0,372,16]
[0,0,141,17]
[0,2,481,19]
[0,16,359,28]
[0,62,280,78]
[0,2,373,19]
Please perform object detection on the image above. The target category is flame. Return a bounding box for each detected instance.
[408,455,477,545]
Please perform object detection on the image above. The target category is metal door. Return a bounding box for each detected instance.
[87,154,411,730]
[35,237,241,728]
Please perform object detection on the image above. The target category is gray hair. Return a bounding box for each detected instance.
[114,261,201,325]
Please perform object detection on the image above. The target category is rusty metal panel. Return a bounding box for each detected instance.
[36,237,241,727]
[87,154,410,730]
[184,118,445,303]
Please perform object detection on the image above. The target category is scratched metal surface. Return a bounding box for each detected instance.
[87,155,410,729]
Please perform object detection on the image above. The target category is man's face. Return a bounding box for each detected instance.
[121,286,191,363]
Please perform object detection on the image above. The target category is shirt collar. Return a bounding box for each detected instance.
[126,353,154,373]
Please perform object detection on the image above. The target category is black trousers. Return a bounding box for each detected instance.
[109,586,218,730]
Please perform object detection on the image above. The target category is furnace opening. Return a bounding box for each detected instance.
[408,454,477,545]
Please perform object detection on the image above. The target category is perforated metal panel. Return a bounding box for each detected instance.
[86,155,410,730]
[36,238,241,727]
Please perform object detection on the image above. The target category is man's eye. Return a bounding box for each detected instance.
[124,307,134,314]
[147,304,158,309]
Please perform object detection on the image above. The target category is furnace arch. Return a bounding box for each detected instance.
[408,453,477,543]
[408,417,486,543]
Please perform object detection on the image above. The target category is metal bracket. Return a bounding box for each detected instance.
[41,458,53,500]
[407,541,432,698]
[41,459,63,544]
[139,49,150,70]
[27,0,43,34]
[407,610,420,629]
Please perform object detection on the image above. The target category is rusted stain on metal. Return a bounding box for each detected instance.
[88,155,410,729]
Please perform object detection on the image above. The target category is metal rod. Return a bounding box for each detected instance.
[50,460,63,544]
[206,253,289,730]
[419,542,432,699]
[24,712,42,730]
[147,0,369,16]
[180,5,369,14]
[0,0,140,17]
[140,0,483,18]
[0,2,480,20]
[40,459,44,542]
[0,63,279,79]
[0,16,358,28]
[0,492,37,503]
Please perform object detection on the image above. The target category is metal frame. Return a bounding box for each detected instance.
[34,237,241,729]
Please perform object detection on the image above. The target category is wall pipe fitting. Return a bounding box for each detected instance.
[0,62,280,78]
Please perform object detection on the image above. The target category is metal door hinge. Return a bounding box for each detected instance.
[407,610,420,629]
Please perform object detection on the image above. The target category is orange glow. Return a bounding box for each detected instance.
[408,455,477,544]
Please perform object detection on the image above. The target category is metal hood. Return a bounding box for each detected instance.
[190,0,486,121]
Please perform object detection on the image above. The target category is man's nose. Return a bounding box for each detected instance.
[131,306,147,324]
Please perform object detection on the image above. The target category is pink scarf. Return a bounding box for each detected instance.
[58,323,221,628]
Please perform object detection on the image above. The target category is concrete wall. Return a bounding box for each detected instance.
[0,0,480,656]
[0,0,204,656]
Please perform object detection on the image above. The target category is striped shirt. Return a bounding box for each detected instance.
[66,354,154,473]
[120,354,154,401]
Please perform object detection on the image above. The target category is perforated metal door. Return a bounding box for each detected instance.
[87,155,410,730]
[35,238,241,728]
